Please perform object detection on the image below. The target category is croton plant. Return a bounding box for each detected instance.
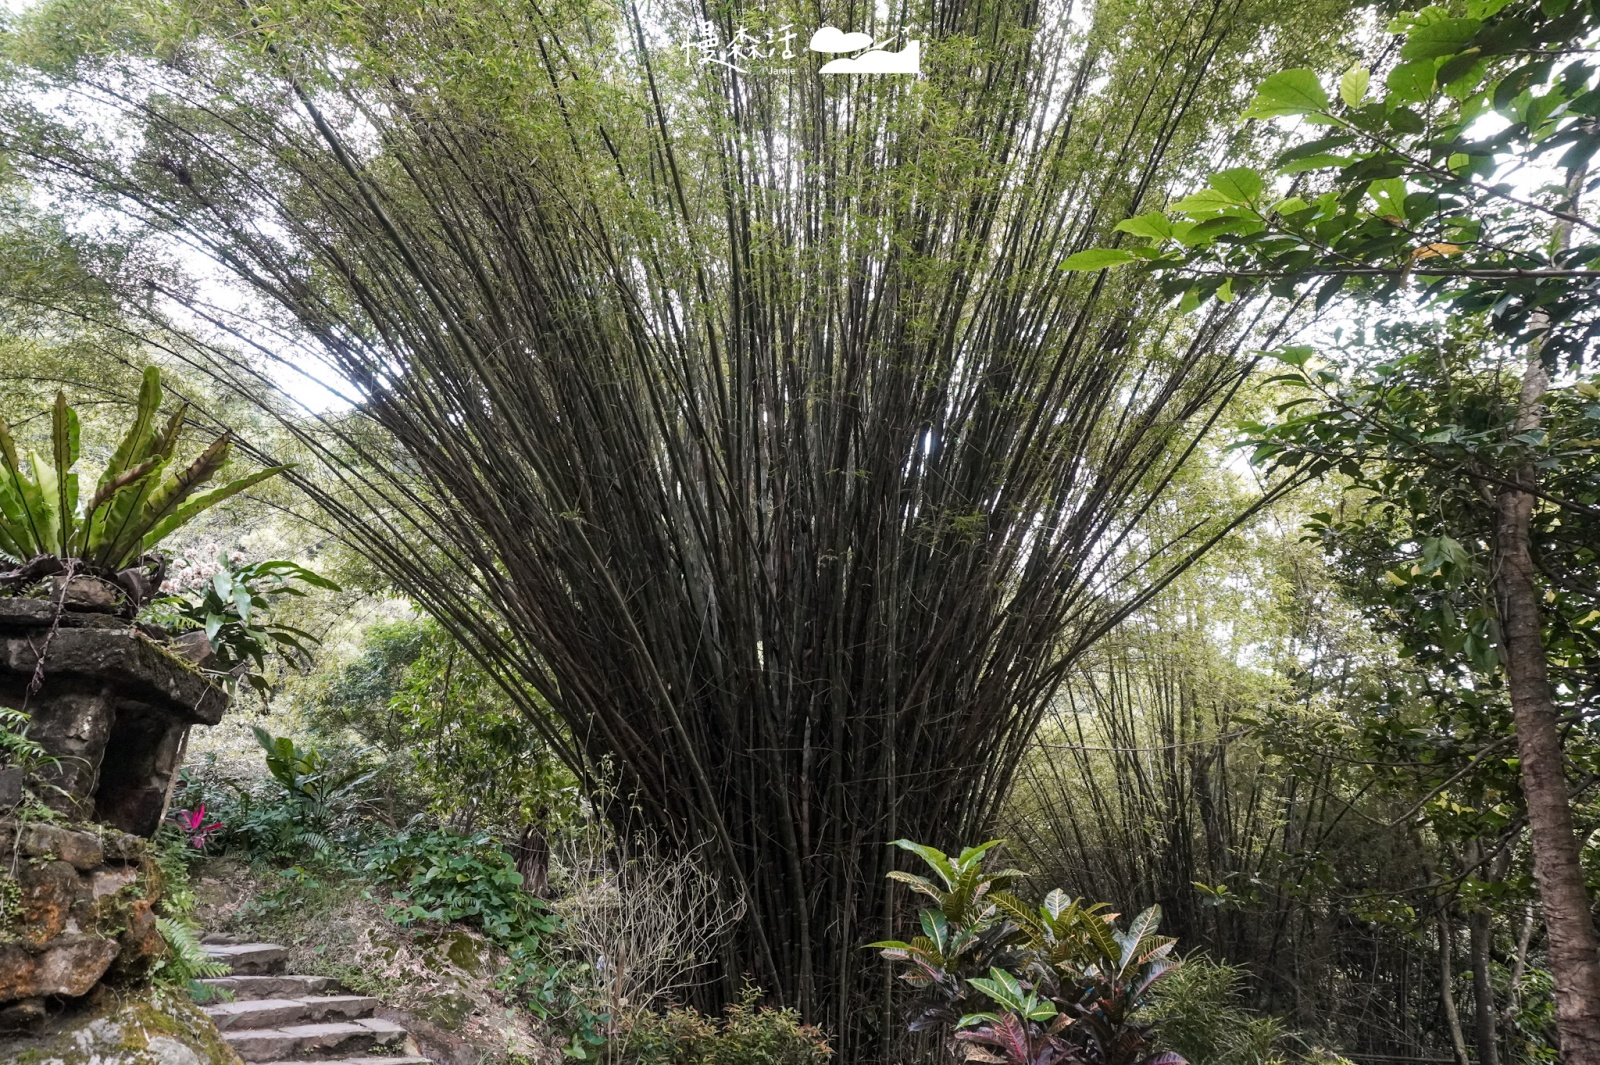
[874,840,1185,1065]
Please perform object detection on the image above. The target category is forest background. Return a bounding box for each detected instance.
[0,0,1596,1062]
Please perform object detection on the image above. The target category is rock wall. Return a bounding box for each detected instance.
[0,583,236,1060]
[0,590,226,837]
[0,821,168,1032]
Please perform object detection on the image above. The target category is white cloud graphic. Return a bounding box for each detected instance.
[818,40,921,74]
[808,26,875,52]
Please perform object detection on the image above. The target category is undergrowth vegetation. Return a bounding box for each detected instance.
[174,721,755,1062]
[611,989,833,1065]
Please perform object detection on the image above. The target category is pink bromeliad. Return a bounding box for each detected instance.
[173,804,223,848]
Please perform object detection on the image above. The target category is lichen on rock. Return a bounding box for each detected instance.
[0,986,242,1065]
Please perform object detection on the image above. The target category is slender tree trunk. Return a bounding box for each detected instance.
[1441,907,1473,1065]
[1511,904,1537,1013]
[1470,908,1501,1065]
[1494,435,1600,1065]
[1492,163,1600,1065]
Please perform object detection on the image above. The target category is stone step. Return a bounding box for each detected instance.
[204,995,381,1030]
[200,974,339,1000]
[222,1018,408,1062]
[255,1059,431,1065]
[204,942,288,975]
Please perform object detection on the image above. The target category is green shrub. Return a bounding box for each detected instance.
[299,618,577,836]
[363,826,560,1004]
[363,826,554,943]
[174,755,370,864]
[1143,956,1289,1065]
[144,558,338,702]
[612,988,832,1065]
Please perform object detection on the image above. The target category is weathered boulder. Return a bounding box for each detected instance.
[0,822,166,1007]
[0,985,243,1064]
[47,575,127,615]
[0,590,227,835]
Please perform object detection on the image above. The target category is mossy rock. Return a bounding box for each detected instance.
[0,986,241,1065]
[417,987,475,1032]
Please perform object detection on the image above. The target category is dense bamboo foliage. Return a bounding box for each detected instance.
[0,0,1354,1055]
[1006,514,1570,1065]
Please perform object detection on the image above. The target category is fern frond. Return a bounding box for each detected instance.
[155,916,231,981]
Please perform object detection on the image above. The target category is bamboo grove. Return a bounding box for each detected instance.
[0,0,1354,1056]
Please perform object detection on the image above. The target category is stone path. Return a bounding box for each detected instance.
[201,938,433,1065]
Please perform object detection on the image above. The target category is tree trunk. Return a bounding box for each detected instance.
[1440,906,1472,1065]
[1492,162,1600,1065]
[1510,904,1537,1015]
[1493,449,1600,1065]
[513,813,550,897]
[1470,908,1501,1065]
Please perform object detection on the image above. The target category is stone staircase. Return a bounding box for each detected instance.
[200,938,432,1065]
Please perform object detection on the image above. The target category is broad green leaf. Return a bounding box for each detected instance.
[1386,60,1439,105]
[1279,153,1349,174]
[0,420,47,557]
[1041,888,1071,920]
[1114,211,1175,241]
[886,869,944,901]
[1188,215,1266,241]
[1209,167,1264,204]
[98,365,162,493]
[1440,54,1487,98]
[955,840,1006,865]
[233,582,254,624]
[1401,17,1482,60]
[1340,66,1371,107]
[26,450,62,560]
[113,436,233,566]
[1243,69,1330,119]
[890,839,959,885]
[1060,248,1136,271]
[1367,177,1408,219]
[1169,188,1241,216]
[89,457,167,568]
